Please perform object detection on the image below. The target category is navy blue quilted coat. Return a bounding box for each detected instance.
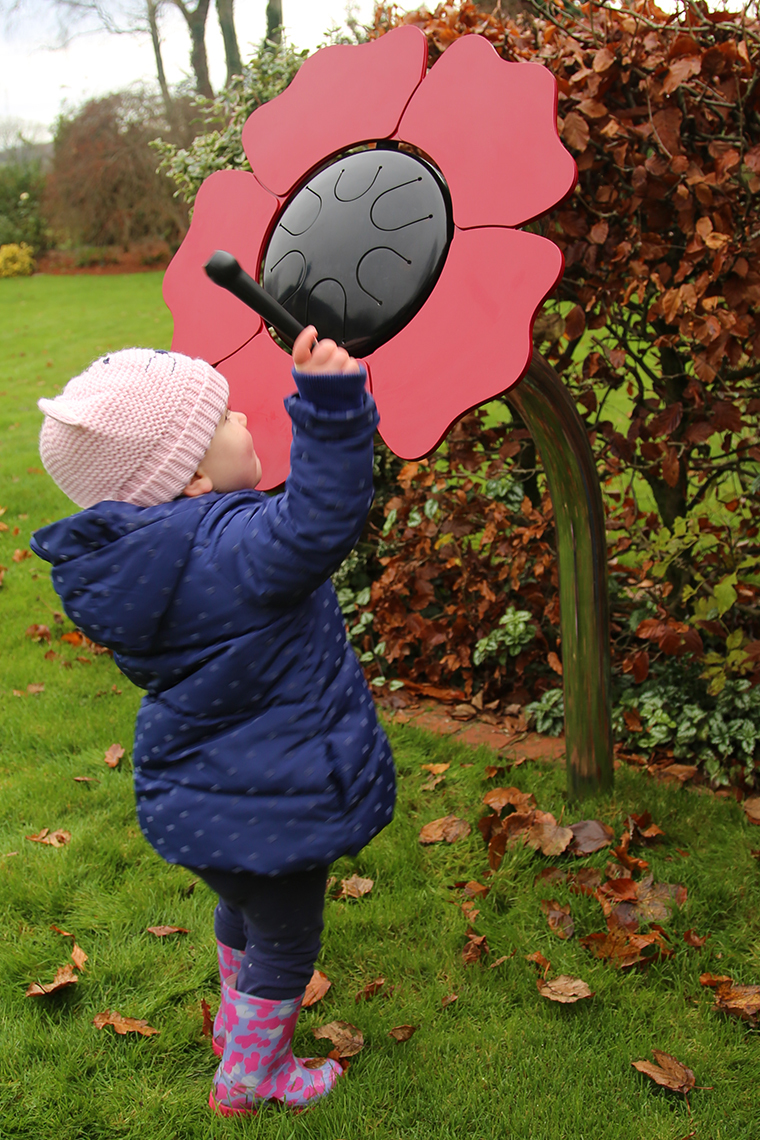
[31,376,395,875]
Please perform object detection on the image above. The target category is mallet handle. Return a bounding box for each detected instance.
[204,250,306,344]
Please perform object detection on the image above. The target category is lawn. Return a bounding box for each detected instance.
[1,273,759,1139]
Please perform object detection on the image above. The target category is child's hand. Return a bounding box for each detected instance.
[292,326,361,374]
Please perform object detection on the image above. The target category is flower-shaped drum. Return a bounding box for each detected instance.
[163,26,576,490]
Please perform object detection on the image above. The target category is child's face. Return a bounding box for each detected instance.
[196,408,262,493]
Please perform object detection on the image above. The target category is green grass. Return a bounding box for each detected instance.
[1,274,759,1138]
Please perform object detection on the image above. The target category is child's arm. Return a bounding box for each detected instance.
[213,327,379,605]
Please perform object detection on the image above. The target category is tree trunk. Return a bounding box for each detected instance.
[266,0,282,45]
[171,0,214,98]
[216,0,242,84]
[147,0,175,123]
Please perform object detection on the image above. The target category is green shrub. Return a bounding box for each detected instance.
[0,159,49,252]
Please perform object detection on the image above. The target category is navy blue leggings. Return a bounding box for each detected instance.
[189,865,329,1001]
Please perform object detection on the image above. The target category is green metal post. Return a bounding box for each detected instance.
[505,351,613,798]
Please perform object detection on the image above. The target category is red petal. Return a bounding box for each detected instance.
[395,36,576,228]
[216,331,294,491]
[163,170,278,364]
[242,26,428,197]
[366,227,563,459]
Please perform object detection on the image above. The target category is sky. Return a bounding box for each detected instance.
[0,1,376,140]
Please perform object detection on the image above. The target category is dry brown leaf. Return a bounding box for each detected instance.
[419,815,471,845]
[26,828,71,847]
[441,993,458,1008]
[535,867,567,887]
[26,964,78,996]
[683,929,710,949]
[25,624,51,642]
[73,776,101,784]
[421,763,450,776]
[462,929,489,965]
[482,786,536,814]
[537,974,594,1003]
[526,812,574,857]
[489,954,510,969]
[104,744,125,768]
[71,943,88,970]
[146,925,189,937]
[93,1009,159,1037]
[458,880,490,899]
[312,1020,364,1057]
[635,875,687,922]
[26,683,44,695]
[338,874,374,899]
[627,811,665,843]
[569,867,603,896]
[700,973,760,1025]
[201,998,213,1038]
[743,797,760,826]
[50,924,73,937]
[569,819,615,855]
[540,898,575,939]
[657,763,698,784]
[388,1024,418,1042]
[303,969,332,1007]
[580,924,671,968]
[355,976,385,1003]
[420,774,446,791]
[526,950,551,978]
[483,764,506,780]
[632,1051,695,1096]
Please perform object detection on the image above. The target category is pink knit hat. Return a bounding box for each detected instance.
[38,348,229,509]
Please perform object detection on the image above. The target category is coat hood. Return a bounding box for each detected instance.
[30,496,221,655]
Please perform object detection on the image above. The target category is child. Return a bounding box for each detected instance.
[30,327,396,1116]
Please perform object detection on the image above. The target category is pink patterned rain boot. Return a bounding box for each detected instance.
[212,941,244,1057]
[209,974,343,1115]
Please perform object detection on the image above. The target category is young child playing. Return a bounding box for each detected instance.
[30,327,396,1116]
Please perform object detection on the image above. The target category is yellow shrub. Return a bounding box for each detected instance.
[0,242,36,278]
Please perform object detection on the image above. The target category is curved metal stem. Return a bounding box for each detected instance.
[506,351,613,799]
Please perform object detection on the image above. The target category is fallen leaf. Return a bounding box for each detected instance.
[421,763,450,776]
[26,683,44,695]
[74,776,100,784]
[25,624,51,643]
[419,815,471,845]
[526,950,551,978]
[146,925,189,937]
[743,797,760,825]
[462,929,489,964]
[489,954,511,969]
[684,929,710,949]
[460,900,480,921]
[26,828,71,847]
[569,819,615,855]
[700,973,760,1025]
[50,924,74,937]
[580,924,671,968]
[26,964,78,996]
[388,1024,417,1042]
[441,993,458,1008]
[104,744,125,769]
[537,974,594,1003]
[12,548,32,562]
[93,1009,159,1036]
[303,969,332,1007]
[632,1050,695,1096]
[338,874,374,899]
[635,874,687,922]
[526,812,574,857]
[420,774,446,791]
[657,763,698,784]
[458,880,490,899]
[201,998,213,1038]
[534,867,567,887]
[355,976,385,1003]
[312,1020,364,1057]
[627,811,665,843]
[71,943,88,970]
[541,898,575,939]
[61,630,85,647]
[482,786,536,814]
[568,867,603,895]
[484,764,506,780]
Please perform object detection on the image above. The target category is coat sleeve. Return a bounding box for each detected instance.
[213,382,379,606]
